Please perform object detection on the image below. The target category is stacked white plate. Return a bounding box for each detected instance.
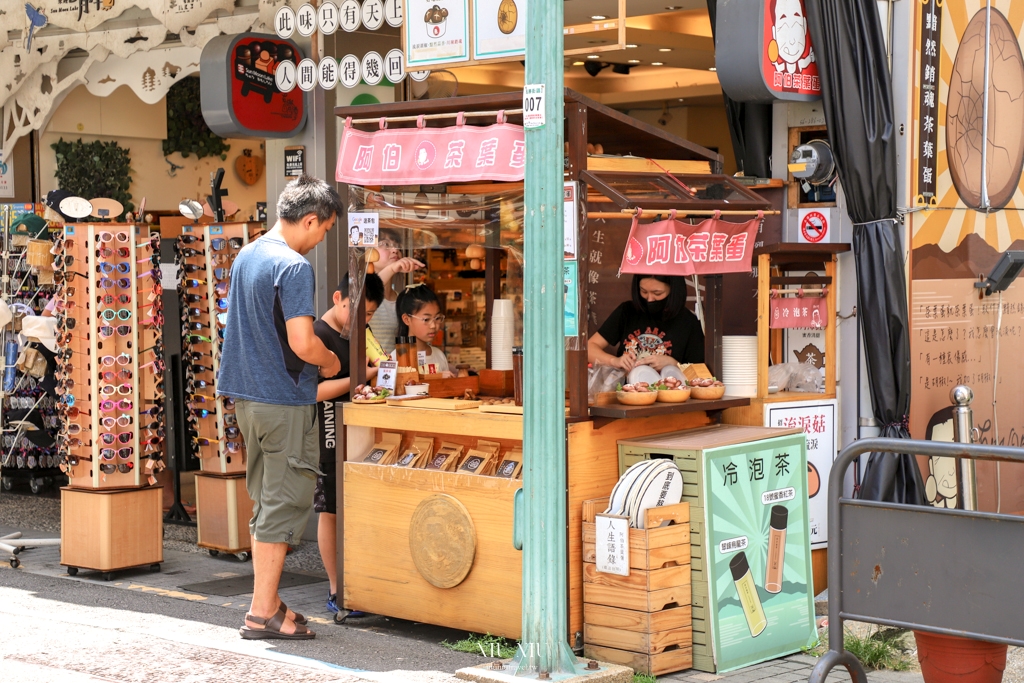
[722,335,758,397]
[491,299,515,370]
[605,459,683,529]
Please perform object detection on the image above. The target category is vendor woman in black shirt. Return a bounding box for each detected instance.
[587,274,705,372]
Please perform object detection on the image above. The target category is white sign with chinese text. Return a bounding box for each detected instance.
[377,360,398,393]
[406,0,470,68]
[765,399,837,547]
[564,181,578,259]
[594,513,630,576]
[348,212,380,247]
[523,84,545,128]
[275,5,296,38]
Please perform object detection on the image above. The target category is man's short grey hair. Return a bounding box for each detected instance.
[277,175,344,224]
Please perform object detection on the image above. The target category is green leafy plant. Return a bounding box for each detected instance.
[633,673,657,683]
[441,632,518,659]
[806,626,913,671]
[163,76,230,160]
[51,138,133,219]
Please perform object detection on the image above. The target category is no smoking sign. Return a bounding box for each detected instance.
[798,208,831,244]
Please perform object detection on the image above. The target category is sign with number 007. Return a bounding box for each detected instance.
[523,84,545,129]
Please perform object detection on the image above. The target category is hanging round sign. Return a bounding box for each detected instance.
[361,0,385,30]
[296,3,317,37]
[339,0,361,31]
[59,196,93,219]
[361,51,384,86]
[408,69,430,82]
[274,5,296,38]
[318,56,339,90]
[384,48,405,83]
[274,59,297,92]
[297,57,318,91]
[317,1,340,35]
[384,0,404,27]
[339,54,361,88]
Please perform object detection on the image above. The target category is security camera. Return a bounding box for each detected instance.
[658,104,672,127]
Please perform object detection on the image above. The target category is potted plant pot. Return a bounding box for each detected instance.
[914,630,1007,683]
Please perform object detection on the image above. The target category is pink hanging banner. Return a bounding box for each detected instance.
[769,295,829,329]
[619,211,763,277]
[336,116,526,185]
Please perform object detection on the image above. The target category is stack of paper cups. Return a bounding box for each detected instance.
[491,299,515,370]
[721,335,758,397]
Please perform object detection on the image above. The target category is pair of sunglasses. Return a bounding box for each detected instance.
[99,462,134,474]
[98,262,131,275]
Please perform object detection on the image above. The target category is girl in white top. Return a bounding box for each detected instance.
[397,284,453,378]
[367,232,425,355]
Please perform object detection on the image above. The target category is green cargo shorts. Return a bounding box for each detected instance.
[235,399,321,546]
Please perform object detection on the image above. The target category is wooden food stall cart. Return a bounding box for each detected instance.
[332,90,773,647]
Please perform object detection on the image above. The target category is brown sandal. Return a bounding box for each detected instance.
[239,610,315,640]
[279,600,307,625]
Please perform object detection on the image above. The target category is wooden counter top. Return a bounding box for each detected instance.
[342,401,524,441]
[588,396,751,420]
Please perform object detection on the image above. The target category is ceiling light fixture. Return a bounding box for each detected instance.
[587,54,599,59]
[591,14,607,20]
[572,61,585,66]
[658,48,672,52]
[628,59,640,64]
[709,66,717,71]
[665,5,681,9]
[626,43,638,48]
[651,62,664,66]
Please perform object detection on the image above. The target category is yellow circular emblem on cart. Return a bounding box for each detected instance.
[409,494,477,588]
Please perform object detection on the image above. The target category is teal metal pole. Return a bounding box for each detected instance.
[515,0,580,677]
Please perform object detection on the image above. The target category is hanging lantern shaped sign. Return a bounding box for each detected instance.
[340,0,361,31]
[200,33,307,138]
[318,1,340,34]
[319,57,339,90]
[296,3,317,36]
[297,58,318,91]
[362,0,385,30]
[385,0,405,27]
[275,6,296,38]
[362,51,384,85]
[339,54,361,88]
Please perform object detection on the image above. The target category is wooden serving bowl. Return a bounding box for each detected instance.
[616,391,658,406]
[656,388,691,403]
[690,385,726,400]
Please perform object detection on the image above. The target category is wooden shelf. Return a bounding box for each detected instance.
[588,397,751,420]
[761,390,835,403]
[343,402,524,441]
[753,243,850,256]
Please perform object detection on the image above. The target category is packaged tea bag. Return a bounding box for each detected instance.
[425,441,464,471]
[457,449,491,475]
[362,432,401,464]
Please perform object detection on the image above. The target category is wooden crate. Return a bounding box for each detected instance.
[61,486,163,573]
[195,473,253,554]
[582,498,692,676]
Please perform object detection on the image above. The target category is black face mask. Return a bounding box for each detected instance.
[644,299,667,316]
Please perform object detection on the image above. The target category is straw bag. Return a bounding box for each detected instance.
[16,347,48,378]
[26,239,54,270]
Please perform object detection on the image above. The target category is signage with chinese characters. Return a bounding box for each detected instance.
[348,212,380,247]
[339,54,361,88]
[716,0,821,102]
[284,146,306,178]
[594,513,630,576]
[318,56,339,89]
[564,260,578,337]
[619,212,763,277]
[769,295,828,330]
[797,208,830,243]
[199,33,307,139]
[377,360,398,393]
[765,400,836,548]
[473,0,526,60]
[522,83,545,128]
[916,0,942,206]
[336,120,525,184]
[703,434,815,672]
[297,58,317,91]
[405,0,470,68]
[361,51,385,86]
[0,150,14,199]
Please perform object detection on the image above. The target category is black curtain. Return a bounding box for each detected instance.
[706,0,772,177]
[805,0,924,505]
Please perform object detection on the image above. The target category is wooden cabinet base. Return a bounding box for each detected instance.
[584,643,693,676]
[61,486,163,572]
[195,473,253,553]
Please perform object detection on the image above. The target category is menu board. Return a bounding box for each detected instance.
[406,0,470,68]
[703,435,816,672]
[472,0,526,60]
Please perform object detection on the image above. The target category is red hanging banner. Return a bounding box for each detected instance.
[619,211,763,277]
[336,115,526,185]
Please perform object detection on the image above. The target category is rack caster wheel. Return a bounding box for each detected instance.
[149,564,160,573]
[236,551,251,562]
[29,479,41,494]
[208,549,220,557]
[102,572,114,581]
[334,611,347,624]
[67,567,78,576]
[1,476,12,491]
[9,557,19,569]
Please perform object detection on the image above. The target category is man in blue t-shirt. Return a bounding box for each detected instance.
[218,175,343,641]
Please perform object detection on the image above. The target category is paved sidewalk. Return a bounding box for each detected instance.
[663,654,923,683]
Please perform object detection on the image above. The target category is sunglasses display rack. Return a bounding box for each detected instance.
[0,204,63,495]
[176,222,258,560]
[56,223,164,578]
